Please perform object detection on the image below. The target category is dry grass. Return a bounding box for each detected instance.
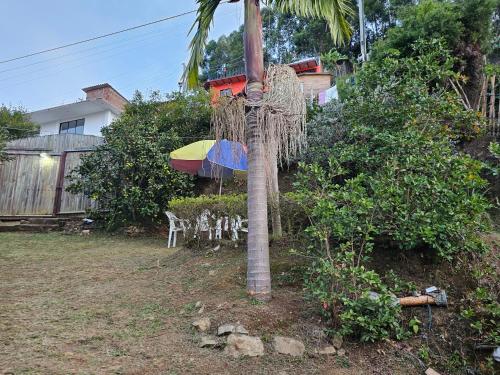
[0,232,417,374]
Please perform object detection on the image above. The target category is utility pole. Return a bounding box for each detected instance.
[358,0,367,62]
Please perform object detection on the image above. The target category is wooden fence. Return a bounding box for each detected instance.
[0,134,102,217]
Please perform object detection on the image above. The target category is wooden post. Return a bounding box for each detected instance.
[53,151,67,215]
[489,75,496,122]
[482,75,488,116]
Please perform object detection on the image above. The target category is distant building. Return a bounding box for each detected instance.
[204,57,332,103]
[29,83,128,137]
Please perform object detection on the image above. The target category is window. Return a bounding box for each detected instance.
[220,88,233,97]
[60,118,84,134]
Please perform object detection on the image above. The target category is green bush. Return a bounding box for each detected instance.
[170,194,247,225]
[169,192,307,242]
[460,248,500,347]
[0,127,7,162]
[295,41,492,341]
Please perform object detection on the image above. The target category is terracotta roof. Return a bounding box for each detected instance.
[205,57,320,87]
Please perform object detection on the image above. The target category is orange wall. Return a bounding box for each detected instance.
[210,81,246,102]
[208,64,321,102]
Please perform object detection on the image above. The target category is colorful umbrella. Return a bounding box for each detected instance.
[170,139,247,179]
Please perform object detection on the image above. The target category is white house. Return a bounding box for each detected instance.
[29,83,128,137]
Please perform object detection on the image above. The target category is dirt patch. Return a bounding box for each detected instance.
[0,233,421,374]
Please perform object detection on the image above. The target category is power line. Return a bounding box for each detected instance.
[0,16,187,75]
[0,9,199,65]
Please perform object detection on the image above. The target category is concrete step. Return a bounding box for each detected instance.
[18,224,61,232]
[28,217,62,225]
[0,222,61,232]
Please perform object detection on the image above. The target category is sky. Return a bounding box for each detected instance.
[0,0,244,111]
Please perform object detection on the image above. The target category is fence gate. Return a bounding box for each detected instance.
[0,153,61,216]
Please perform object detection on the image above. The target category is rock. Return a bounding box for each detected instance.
[224,334,264,358]
[197,305,205,314]
[332,334,343,349]
[194,301,202,308]
[318,346,336,355]
[234,325,249,335]
[273,336,305,357]
[199,336,218,348]
[337,348,346,357]
[425,369,441,375]
[217,323,248,336]
[208,270,217,276]
[192,317,211,332]
[310,327,327,341]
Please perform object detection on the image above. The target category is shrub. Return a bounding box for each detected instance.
[295,41,492,341]
[0,127,7,162]
[460,247,500,348]
[169,192,307,242]
[170,194,247,225]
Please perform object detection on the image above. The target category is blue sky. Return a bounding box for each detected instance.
[0,1,244,111]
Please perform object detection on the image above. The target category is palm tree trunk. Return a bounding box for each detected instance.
[244,0,271,300]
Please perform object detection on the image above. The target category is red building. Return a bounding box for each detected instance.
[204,57,332,102]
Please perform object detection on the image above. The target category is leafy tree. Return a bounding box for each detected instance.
[66,91,210,229]
[201,27,245,81]
[201,6,357,79]
[0,105,39,140]
[185,0,352,301]
[0,105,39,161]
[371,0,497,105]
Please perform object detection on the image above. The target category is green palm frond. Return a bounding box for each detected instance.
[267,0,353,45]
[184,0,224,89]
[185,0,353,88]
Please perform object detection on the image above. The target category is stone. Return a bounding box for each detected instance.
[310,327,327,340]
[224,334,264,358]
[197,305,205,314]
[234,325,249,335]
[318,346,336,355]
[337,348,346,357]
[199,336,218,348]
[217,323,248,336]
[332,334,343,349]
[425,369,441,375]
[192,317,211,332]
[208,270,216,276]
[194,301,202,309]
[273,336,305,357]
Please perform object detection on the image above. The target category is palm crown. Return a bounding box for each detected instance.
[184,0,353,88]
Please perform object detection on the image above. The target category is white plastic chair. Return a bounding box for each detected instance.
[165,211,187,248]
[215,216,230,240]
[195,210,213,240]
[231,215,248,241]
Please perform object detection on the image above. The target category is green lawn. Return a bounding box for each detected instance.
[0,232,417,374]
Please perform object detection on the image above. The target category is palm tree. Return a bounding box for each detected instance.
[185,0,352,301]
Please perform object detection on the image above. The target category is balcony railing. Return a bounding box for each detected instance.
[206,65,246,81]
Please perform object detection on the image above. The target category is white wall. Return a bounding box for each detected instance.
[38,110,117,136]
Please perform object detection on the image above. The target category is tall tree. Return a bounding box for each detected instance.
[0,105,39,140]
[185,0,352,301]
[0,105,39,161]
